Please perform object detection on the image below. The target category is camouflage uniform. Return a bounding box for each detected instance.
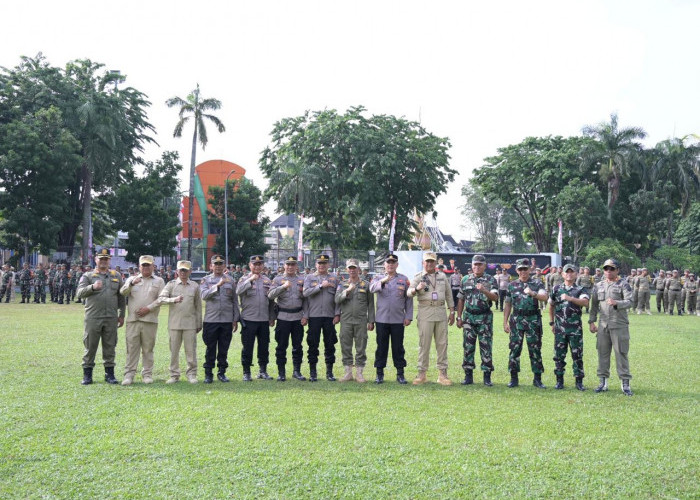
[18,265,33,303]
[550,283,588,378]
[505,277,546,375]
[48,265,57,302]
[458,271,498,374]
[0,266,12,303]
[57,266,72,304]
[69,266,80,302]
[34,267,48,303]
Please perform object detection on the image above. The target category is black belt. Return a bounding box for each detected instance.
[278,306,302,313]
[466,308,491,315]
[514,309,539,316]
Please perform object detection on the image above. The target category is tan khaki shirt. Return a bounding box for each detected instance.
[120,274,165,323]
[159,277,202,330]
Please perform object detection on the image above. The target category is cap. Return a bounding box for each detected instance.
[472,254,486,264]
[346,258,359,268]
[516,258,530,270]
[423,251,437,261]
[316,254,330,264]
[211,255,225,264]
[284,256,298,264]
[386,253,398,262]
[602,258,620,270]
[176,260,191,270]
[249,255,264,263]
[563,264,577,273]
[96,249,111,259]
[139,255,154,265]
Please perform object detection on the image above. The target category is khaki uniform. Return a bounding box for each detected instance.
[636,275,652,313]
[76,270,126,369]
[335,278,375,368]
[652,275,666,313]
[684,279,697,314]
[408,270,454,371]
[589,278,633,381]
[159,278,202,379]
[666,277,683,314]
[120,274,165,380]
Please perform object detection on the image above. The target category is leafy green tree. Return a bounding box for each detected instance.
[653,245,700,271]
[208,178,269,266]
[581,238,640,273]
[166,84,225,260]
[674,202,700,254]
[108,152,183,263]
[581,113,647,220]
[460,181,504,252]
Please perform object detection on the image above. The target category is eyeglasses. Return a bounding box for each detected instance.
[603,266,616,271]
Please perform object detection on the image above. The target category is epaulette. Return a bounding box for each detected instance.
[110,270,116,276]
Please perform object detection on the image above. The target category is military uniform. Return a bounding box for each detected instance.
[56,266,71,304]
[505,274,546,379]
[628,271,638,311]
[450,271,462,310]
[549,281,588,383]
[33,266,48,303]
[652,272,666,313]
[684,276,697,314]
[663,272,672,312]
[18,265,32,303]
[48,265,57,302]
[0,266,12,303]
[666,273,683,315]
[497,271,510,311]
[680,273,689,314]
[635,272,652,314]
[72,267,83,302]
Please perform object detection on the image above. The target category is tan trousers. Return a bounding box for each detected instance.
[596,325,631,380]
[636,290,650,313]
[124,321,158,379]
[339,322,368,367]
[169,329,197,378]
[417,319,449,371]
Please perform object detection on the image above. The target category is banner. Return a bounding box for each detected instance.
[388,207,397,252]
[557,219,563,256]
[297,213,304,262]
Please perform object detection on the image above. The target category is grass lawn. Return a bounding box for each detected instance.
[0,299,698,499]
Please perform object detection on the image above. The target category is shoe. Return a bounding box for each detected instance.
[396,369,407,385]
[594,377,608,393]
[575,376,585,391]
[257,370,272,380]
[374,368,384,384]
[412,371,427,385]
[507,371,519,388]
[326,363,336,382]
[277,368,286,381]
[166,377,179,384]
[81,368,93,385]
[461,369,473,385]
[104,367,119,385]
[533,373,546,389]
[121,377,133,386]
[483,371,493,387]
[143,376,153,384]
[621,379,633,396]
[437,369,452,386]
[292,367,306,381]
[646,311,652,315]
[217,372,230,383]
[555,374,564,390]
[188,376,198,384]
[243,371,253,382]
[340,365,353,382]
[204,373,213,384]
[355,366,366,383]
[309,365,318,382]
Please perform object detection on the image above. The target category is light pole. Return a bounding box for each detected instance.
[224,170,236,267]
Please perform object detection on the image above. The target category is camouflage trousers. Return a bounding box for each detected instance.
[20,281,32,301]
[58,283,71,303]
[553,328,584,377]
[461,312,494,372]
[0,283,11,302]
[508,314,544,374]
[34,282,46,302]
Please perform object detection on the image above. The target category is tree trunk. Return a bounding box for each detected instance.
[81,166,93,265]
[187,123,198,261]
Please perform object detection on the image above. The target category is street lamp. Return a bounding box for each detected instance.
[224,170,236,267]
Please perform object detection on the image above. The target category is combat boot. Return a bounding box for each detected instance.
[483,371,493,387]
[396,368,407,385]
[58,299,63,304]
[461,369,473,385]
[621,379,633,396]
[121,376,133,386]
[594,377,608,393]
[575,376,585,391]
[412,371,427,385]
[326,363,336,381]
[309,364,318,382]
[292,364,306,381]
[533,373,546,389]
[203,370,213,384]
[355,366,366,383]
[555,374,565,390]
[217,371,229,383]
[81,367,93,385]
[437,369,452,386]
[507,370,519,388]
[104,367,118,385]
[257,365,272,380]
[242,369,253,382]
[20,298,25,304]
[339,365,353,382]
[374,367,384,384]
[277,365,286,382]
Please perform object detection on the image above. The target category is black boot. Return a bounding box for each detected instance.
[277,365,286,382]
[204,370,213,384]
[396,368,407,385]
[20,299,25,304]
[81,367,93,385]
[242,367,252,382]
[555,374,564,390]
[104,366,118,384]
[575,376,585,391]
[309,364,318,382]
[292,364,306,381]
[483,371,493,387]
[533,373,546,389]
[461,369,474,385]
[326,363,336,381]
[217,371,230,382]
[507,370,519,388]
[374,367,384,384]
[594,377,608,393]
[621,379,633,396]
[257,365,272,380]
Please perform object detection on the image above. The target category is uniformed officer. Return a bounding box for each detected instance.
[119,255,165,385]
[667,270,683,315]
[684,273,697,315]
[636,268,652,315]
[680,269,690,314]
[497,268,510,311]
[335,259,375,383]
[663,270,673,312]
[503,258,548,389]
[407,251,455,386]
[18,262,32,303]
[268,256,308,381]
[33,263,48,303]
[369,253,413,384]
[588,258,634,396]
[456,254,499,386]
[302,254,340,382]
[56,264,70,304]
[48,263,57,302]
[0,263,13,303]
[200,255,240,384]
[450,268,462,308]
[236,255,275,381]
[548,264,589,391]
[628,269,638,311]
[75,249,126,385]
[652,270,666,313]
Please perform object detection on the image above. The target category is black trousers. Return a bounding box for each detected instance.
[306,317,337,366]
[202,322,233,373]
[451,289,460,308]
[498,290,507,310]
[240,320,270,370]
[373,322,407,369]
[275,319,304,367]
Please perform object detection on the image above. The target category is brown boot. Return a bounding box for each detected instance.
[339,365,354,382]
[437,369,452,386]
[412,371,427,385]
[355,366,366,383]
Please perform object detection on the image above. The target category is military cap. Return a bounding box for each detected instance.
[423,251,437,261]
[516,258,530,270]
[96,249,111,259]
[316,254,330,264]
[602,258,620,270]
[386,253,398,262]
[472,254,486,264]
[176,260,191,270]
[211,254,225,264]
[139,255,154,265]
[672,269,679,274]
[284,256,298,264]
[346,258,360,268]
[563,264,577,273]
[249,255,264,263]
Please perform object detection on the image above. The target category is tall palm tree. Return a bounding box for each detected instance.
[166,84,225,259]
[581,113,647,220]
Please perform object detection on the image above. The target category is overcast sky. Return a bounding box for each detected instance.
[2,0,698,241]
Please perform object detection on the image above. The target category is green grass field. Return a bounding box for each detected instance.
[0,299,698,499]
